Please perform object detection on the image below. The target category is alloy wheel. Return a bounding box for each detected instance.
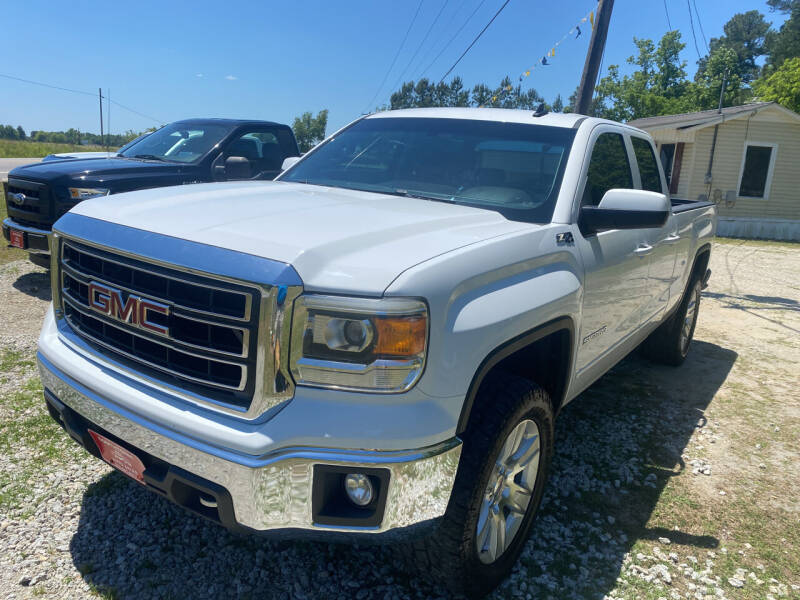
[475,419,541,564]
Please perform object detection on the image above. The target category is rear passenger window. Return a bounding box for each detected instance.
[631,137,663,193]
[583,133,632,206]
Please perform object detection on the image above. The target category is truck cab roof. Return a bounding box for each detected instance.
[170,118,292,129]
[365,107,648,136]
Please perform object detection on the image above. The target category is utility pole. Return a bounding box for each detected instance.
[575,0,615,115]
[98,88,104,149]
[705,70,728,188]
[106,89,111,152]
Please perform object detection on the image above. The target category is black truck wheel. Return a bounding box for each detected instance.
[408,374,554,598]
[642,275,703,366]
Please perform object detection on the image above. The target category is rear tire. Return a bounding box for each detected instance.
[642,275,702,366]
[407,374,554,598]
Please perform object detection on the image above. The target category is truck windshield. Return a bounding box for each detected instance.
[118,123,232,164]
[279,117,576,223]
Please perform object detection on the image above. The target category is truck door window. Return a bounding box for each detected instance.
[631,137,662,193]
[226,129,293,177]
[582,133,632,206]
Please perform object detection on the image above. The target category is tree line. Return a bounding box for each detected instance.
[381,0,800,118]
[0,125,142,147]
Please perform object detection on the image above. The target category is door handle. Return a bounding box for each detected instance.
[664,232,681,243]
[634,243,654,256]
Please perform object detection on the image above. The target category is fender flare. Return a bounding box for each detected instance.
[456,316,575,433]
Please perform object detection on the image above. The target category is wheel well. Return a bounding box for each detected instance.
[692,244,711,280]
[457,318,573,433]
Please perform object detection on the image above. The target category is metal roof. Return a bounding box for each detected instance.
[627,102,793,131]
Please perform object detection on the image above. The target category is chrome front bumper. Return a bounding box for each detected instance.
[38,353,462,534]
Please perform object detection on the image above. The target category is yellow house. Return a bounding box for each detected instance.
[629,102,800,241]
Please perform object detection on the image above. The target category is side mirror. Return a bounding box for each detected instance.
[281,156,301,171]
[580,189,670,234]
[223,156,251,180]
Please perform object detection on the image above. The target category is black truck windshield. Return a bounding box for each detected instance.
[280,117,576,223]
[118,123,232,164]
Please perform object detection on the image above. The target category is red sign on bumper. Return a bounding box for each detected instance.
[9,229,25,249]
[88,430,146,484]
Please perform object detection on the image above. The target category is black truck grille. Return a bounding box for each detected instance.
[6,179,51,223]
[59,239,261,408]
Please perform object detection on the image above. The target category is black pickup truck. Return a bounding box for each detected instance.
[3,118,299,267]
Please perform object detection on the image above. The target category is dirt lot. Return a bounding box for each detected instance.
[0,239,798,600]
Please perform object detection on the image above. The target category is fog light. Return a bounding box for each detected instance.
[343,473,374,506]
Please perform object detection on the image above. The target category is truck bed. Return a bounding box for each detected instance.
[671,198,714,213]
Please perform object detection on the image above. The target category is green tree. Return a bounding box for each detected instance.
[0,124,19,139]
[16,126,25,140]
[696,11,770,84]
[653,31,689,96]
[753,56,800,112]
[388,76,544,110]
[292,110,329,154]
[689,46,745,109]
[593,31,694,121]
[766,0,800,69]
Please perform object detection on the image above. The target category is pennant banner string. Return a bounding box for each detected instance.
[481,4,597,107]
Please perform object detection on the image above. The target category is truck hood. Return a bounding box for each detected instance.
[10,157,188,180]
[69,181,529,294]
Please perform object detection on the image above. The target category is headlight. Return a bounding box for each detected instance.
[289,295,428,392]
[68,187,110,200]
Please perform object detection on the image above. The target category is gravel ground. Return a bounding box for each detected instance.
[0,239,798,600]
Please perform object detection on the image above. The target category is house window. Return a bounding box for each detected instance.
[738,142,777,199]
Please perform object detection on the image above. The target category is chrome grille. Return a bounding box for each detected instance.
[59,239,260,407]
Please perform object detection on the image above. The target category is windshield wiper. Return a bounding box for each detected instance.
[392,189,457,204]
[132,154,167,162]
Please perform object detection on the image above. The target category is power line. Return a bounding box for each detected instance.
[411,0,469,80]
[438,0,513,83]
[361,0,425,113]
[686,0,702,60]
[0,72,95,97]
[109,99,163,124]
[663,0,672,30]
[418,0,488,80]
[0,71,163,125]
[692,0,710,53]
[389,0,452,93]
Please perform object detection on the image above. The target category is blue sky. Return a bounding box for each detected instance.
[0,0,787,136]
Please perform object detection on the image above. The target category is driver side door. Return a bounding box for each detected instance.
[572,128,653,392]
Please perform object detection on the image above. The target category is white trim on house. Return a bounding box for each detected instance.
[736,141,778,200]
[717,217,800,242]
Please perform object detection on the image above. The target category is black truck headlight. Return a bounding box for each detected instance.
[68,187,110,200]
[289,295,428,392]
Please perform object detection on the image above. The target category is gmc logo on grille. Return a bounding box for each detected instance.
[87,281,170,336]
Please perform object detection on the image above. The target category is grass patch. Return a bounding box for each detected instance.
[0,373,82,511]
[0,348,35,372]
[0,139,113,158]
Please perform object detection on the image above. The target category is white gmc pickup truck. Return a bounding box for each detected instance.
[37,108,715,597]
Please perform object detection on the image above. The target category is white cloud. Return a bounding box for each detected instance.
[195,73,204,78]
[225,75,238,81]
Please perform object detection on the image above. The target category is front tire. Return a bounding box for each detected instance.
[408,374,554,598]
